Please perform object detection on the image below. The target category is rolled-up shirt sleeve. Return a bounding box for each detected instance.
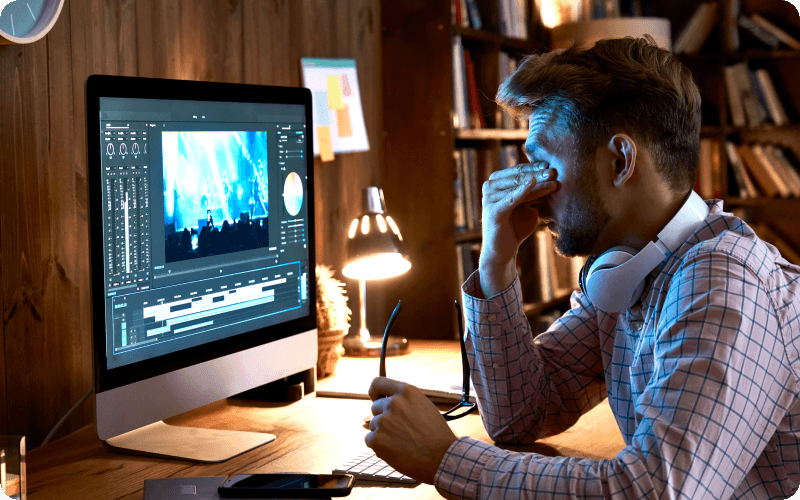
[435,248,799,499]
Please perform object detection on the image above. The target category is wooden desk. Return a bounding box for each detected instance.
[27,341,625,499]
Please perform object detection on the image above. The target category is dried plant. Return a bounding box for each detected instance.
[315,265,351,331]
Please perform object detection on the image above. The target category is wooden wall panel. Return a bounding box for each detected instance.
[380,0,458,340]
[0,0,383,448]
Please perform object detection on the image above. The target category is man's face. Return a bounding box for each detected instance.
[524,109,611,257]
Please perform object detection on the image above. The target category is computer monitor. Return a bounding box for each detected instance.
[86,75,317,462]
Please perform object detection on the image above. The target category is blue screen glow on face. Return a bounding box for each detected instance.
[0,0,45,38]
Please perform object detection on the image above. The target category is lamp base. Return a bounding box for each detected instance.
[343,334,410,357]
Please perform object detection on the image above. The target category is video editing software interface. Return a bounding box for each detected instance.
[98,96,310,370]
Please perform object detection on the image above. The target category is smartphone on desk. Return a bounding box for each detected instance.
[218,473,355,498]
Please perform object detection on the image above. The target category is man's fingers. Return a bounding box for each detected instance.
[368,376,405,401]
[483,179,559,206]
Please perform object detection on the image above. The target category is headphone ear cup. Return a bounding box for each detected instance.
[579,256,595,298]
[581,247,642,312]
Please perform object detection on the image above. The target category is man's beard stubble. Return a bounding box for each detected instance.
[544,159,611,258]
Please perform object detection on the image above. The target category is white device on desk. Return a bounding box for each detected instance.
[87,76,319,462]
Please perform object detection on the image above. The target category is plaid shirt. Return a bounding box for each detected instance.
[436,200,800,499]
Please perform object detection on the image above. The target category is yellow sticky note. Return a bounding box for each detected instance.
[317,125,335,162]
[327,76,345,110]
[336,105,353,138]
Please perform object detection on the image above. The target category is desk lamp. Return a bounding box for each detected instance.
[342,187,411,357]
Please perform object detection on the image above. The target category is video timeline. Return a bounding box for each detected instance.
[111,261,307,352]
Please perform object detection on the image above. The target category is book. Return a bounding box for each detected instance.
[460,0,470,28]
[723,65,747,127]
[754,69,789,126]
[721,0,740,52]
[675,3,716,54]
[725,140,758,198]
[465,0,482,29]
[738,15,781,49]
[535,230,554,302]
[750,13,800,50]
[464,50,485,129]
[737,143,780,197]
[697,139,714,198]
[765,144,800,197]
[454,150,467,231]
[730,62,767,126]
[750,143,792,197]
[452,36,469,129]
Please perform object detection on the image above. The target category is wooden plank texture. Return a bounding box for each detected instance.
[0,0,383,449]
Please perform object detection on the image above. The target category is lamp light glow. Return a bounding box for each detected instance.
[376,214,387,233]
[348,218,358,239]
[361,215,370,235]
[342,253,411,280]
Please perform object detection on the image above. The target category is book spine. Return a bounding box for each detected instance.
[737,143,780,197]
[723,65,747,127]
[738,15,781,49]
[765,145,800,196]
[731,62,766,126]
[465,0,482,29]
[751,144,791,197]
[464,50,485,129]
[454,150,467,231]
[725,140,757,198]
[697,138,714,198]
[755,69,789,126]
[751,13,800,50]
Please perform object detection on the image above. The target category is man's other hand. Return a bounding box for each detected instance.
[365,377,458,485]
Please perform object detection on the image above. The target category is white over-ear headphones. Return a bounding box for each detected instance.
[578,191,709,313]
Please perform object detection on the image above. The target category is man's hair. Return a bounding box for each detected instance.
[496,36,701,194]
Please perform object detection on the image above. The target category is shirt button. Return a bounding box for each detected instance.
[493,363,501,368]
[487,313,497,322]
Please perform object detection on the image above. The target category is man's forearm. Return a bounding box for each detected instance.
[478,258,517,299]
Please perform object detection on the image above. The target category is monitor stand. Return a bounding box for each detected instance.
[103,421,275,463]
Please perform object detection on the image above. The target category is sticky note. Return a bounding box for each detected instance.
[313,91,330,125]
[340,74,352,97]
[336,105,353,138]
[317,125,335,162]
[327,76,345,110]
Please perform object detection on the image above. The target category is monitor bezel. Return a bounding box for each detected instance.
[86,75,317,394]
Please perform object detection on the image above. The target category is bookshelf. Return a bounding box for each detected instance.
[679,0,800,256]
[380,0,800,340]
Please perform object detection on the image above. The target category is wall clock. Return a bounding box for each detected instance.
[0,0,65,45]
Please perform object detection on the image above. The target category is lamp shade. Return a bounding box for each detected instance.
[342,187,411,280]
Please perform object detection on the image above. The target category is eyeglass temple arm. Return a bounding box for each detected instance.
[455,300,471,398]
[379,300,403,378]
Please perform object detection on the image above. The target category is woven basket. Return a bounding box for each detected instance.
[317,328,348,379]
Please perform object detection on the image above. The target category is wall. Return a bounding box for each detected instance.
[0,0,383,448]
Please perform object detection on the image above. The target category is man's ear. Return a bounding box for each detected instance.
[606,134,637,187]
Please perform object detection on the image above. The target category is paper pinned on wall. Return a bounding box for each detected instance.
[301,58,370,157]
[317,125,335,162]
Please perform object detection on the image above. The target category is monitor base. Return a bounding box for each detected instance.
[103,421,275,463]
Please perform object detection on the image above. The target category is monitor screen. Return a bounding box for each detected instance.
[88,76,317,451]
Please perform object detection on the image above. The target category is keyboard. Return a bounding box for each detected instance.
[332,449,417,484]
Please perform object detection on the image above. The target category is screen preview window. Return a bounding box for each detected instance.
[98,97,310,370]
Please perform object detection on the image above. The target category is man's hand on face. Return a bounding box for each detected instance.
[365,377,458,485]
[479,161,559,297]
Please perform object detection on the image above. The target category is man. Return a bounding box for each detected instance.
[366,36,800,499]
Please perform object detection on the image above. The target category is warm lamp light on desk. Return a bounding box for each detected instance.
[341,187,411,357]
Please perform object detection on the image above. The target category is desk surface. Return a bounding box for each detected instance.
[27,340,625,499]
